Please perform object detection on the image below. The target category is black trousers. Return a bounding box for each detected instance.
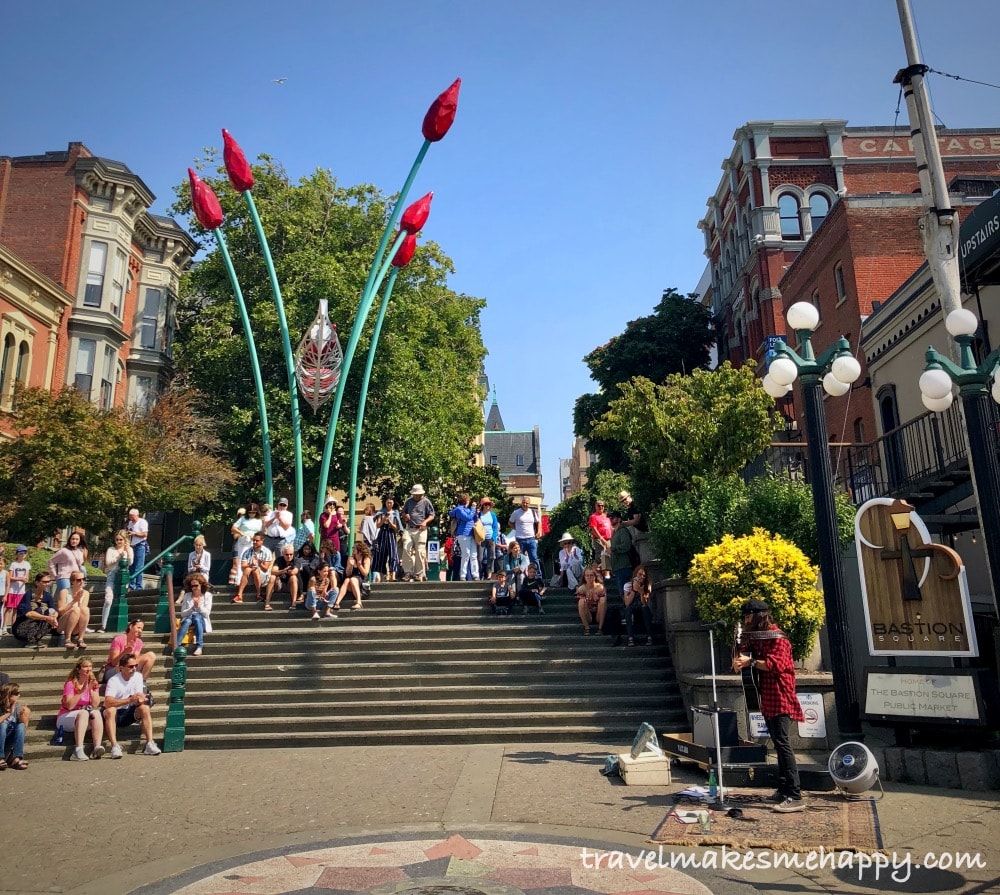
[765,713,801,799]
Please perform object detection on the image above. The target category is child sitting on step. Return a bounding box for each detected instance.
[518,563,546,615]
[489,570,515,615]
[306,564,339,619]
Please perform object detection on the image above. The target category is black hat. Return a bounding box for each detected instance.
[741,599,769,615]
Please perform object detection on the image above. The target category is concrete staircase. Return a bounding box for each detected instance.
[0,581,688,756]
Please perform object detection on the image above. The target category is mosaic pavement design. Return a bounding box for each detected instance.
[146,833,714,895]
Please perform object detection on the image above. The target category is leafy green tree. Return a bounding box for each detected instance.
[573,289,714,472]
[171,155,487,507]
[648,473,856,578]
[0,387,233,540]
[590,362,778,509]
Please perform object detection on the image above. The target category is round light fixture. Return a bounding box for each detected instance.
[922,391,954,412]
[918,368,954,400]
[768,357,799,387]
[945,308,979,338]
[786,301,820,332]
[822,372,850,396]
[762,374,791,398]
[831,354,862,385]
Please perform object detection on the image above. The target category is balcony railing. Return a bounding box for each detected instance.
[747,400,999,509]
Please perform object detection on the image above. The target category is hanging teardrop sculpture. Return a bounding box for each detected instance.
[295,300,343,411]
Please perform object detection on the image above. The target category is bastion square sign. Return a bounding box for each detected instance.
[855,497,979,658]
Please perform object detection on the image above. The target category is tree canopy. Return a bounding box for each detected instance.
[573,289,714,472]
[0,386,234,541]
[171,155,487,507]
[590,362,778,508]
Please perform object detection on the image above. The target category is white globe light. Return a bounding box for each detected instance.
[945,308,979,337]
[768,356,799,387]
[762,374,791,398]
[992,379,1000,405]
[831,354,862,384]
[786,301,820,331]
[822,372,851,396]
[922,392,954,412]
[918,368,953,400]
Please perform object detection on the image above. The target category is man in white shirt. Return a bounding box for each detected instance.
[263,498,296,554]
[126,508,150,591]
[102,653,160,757]
[234,533,274,603]
[508,498,542,571]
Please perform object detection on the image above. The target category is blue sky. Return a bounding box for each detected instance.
[3,0,999,505]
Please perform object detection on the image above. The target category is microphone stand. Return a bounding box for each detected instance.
[706,624,734,811]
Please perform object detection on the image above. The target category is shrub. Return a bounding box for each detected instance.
[687,528,825,660]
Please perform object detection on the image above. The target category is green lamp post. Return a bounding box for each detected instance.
[762,300,864,739]
[917,306,1000,607]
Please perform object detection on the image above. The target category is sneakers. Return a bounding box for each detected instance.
[71,746,89,761]
[143,741,162,756]
[110,744,124,759]
[766,790,785,803]
[192,646,203,656]
[91,745,105,760]
[773,797,805,813]
[312,611,321,620]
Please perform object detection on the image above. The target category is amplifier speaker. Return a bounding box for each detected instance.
[691,706,739,748]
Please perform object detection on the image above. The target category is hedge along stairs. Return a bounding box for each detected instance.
[1,581,688,756]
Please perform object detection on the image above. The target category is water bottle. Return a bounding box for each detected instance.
[51,726,64,747]
[708,768,718,799]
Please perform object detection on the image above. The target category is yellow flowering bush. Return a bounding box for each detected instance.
[688,528,825,660]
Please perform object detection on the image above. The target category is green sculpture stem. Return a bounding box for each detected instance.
[346,266,401,552]
[243,192,304,517]
[213,226,274,505]
[314,136,428,521]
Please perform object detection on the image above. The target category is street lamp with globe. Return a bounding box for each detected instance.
[763,301,865,739]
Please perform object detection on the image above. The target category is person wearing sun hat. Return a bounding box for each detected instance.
[477,497,501,577]
[400,485,436,582]
[556,532,584,589]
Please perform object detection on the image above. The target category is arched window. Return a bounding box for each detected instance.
[15,341,29,386]
[778,193,801,238]
[809,193,831,232]
[0,333,13,396]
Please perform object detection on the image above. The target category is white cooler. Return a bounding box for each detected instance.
[617,752,672,785]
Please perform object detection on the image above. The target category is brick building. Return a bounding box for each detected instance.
[0,143,195,425]
[698,121,1000,445]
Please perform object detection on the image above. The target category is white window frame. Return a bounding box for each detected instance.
[84,241,108,308]
[74,338,97,398]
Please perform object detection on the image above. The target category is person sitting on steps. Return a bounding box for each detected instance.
[58,657,104,761]
[576,567,607,635]
[334,542,371,611]
[518,563,546,614]
[233,532,273,603]
[102,653,161,757]
[489,570,515,615]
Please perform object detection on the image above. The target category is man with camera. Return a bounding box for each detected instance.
[233,532,274,603]
[102,652,160,757]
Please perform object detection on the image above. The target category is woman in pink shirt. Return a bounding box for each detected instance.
[58,657,105,761]
[102,618,156,685]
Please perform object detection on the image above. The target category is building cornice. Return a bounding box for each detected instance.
[0,243,74,325]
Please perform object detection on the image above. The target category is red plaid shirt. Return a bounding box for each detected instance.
[749,625,804,722]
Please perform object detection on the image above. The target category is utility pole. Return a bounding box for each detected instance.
[893,0,962,320]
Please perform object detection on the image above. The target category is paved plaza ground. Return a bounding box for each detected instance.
[1,742,998,895]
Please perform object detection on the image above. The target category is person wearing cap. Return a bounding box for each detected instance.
[401,485,435,582]
[477,497,500,578]
[556,533,584,589]
[126,508,149,590]
[5,546,32,634]
[263,499,295,555]
[732,599,805,813]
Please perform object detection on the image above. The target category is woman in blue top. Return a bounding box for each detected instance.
[448,492,480,581]
[477,497,501,578]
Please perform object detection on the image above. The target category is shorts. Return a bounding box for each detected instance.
[115,704,140,728]
[4,593,23,610]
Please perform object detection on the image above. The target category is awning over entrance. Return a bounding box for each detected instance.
[960,191,1000,290]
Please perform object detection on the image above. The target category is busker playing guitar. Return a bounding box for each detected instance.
[731,598,805,813]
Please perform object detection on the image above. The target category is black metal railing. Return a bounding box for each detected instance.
[747,401,999,508]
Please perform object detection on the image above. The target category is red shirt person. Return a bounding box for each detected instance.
[732,598,804,813]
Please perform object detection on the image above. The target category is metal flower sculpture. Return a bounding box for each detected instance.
[295,300,344,412]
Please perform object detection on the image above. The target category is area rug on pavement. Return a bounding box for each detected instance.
[649,790,883,853]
